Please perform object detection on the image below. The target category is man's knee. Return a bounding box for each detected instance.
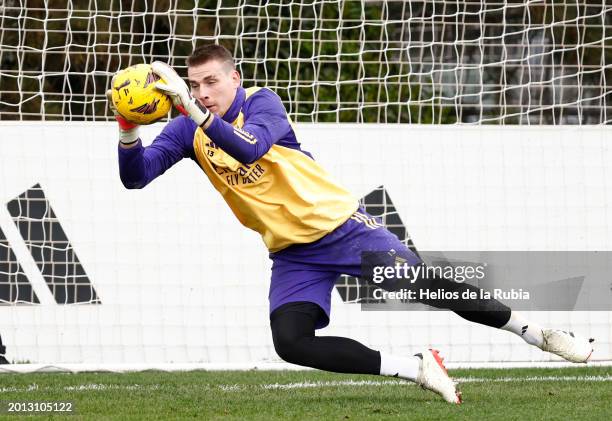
[270,304,318,365]
[271,326,307,364]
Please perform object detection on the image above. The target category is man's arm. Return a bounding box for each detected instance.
[202,89,292,165]
[118,117,195,189]
[150,62,291,165]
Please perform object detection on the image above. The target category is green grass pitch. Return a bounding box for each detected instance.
[0,366,610,420]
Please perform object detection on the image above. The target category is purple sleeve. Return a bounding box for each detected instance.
[118,116,196,189]
[203,88,291,165]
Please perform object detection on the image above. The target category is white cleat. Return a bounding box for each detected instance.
[541,329,594,363]
[414,349,462,404]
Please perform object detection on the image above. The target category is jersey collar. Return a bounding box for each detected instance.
[222,87,246,123]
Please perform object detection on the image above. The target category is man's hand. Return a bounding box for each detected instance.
[151,61,212,127]
[106,84,140,146]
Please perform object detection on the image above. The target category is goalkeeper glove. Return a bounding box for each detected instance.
[106,84,140,146]
[151,61,212,127]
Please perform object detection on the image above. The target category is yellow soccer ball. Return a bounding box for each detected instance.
[111,63,172,125]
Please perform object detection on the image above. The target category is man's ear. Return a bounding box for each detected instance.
[231,69,241,88]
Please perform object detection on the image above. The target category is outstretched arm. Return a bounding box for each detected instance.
[117,118,194,189]
[107,88,193,189]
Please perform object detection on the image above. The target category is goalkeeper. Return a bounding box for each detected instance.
[109,44,594,404]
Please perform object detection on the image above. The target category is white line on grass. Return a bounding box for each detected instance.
[2,375,611,394]
[0,384,39,393]
[0,384,162,393]
[2,361,611,374]
[458,375,612,383]
[63,383,161,391]
[258,375,612,391]
[260,380,405,390]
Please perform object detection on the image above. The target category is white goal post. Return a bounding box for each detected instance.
[0,1,610,371]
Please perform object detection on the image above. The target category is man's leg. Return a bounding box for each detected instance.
[270,301,461,403]
[362,221,594,362]
[403,270,593,361]
[270,301,383,375]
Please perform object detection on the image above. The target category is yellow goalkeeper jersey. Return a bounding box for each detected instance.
[191,87,358,252]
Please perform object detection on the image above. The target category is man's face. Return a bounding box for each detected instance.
[187,59,240,117]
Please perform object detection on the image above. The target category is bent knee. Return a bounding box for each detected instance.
[272,329,312,365]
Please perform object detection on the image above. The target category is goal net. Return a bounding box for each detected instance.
[1,0,610,124]
[0,0,610,370]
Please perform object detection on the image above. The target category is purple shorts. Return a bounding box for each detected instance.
[269,208,421,329]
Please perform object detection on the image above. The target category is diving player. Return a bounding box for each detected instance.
[109,44,594,404]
